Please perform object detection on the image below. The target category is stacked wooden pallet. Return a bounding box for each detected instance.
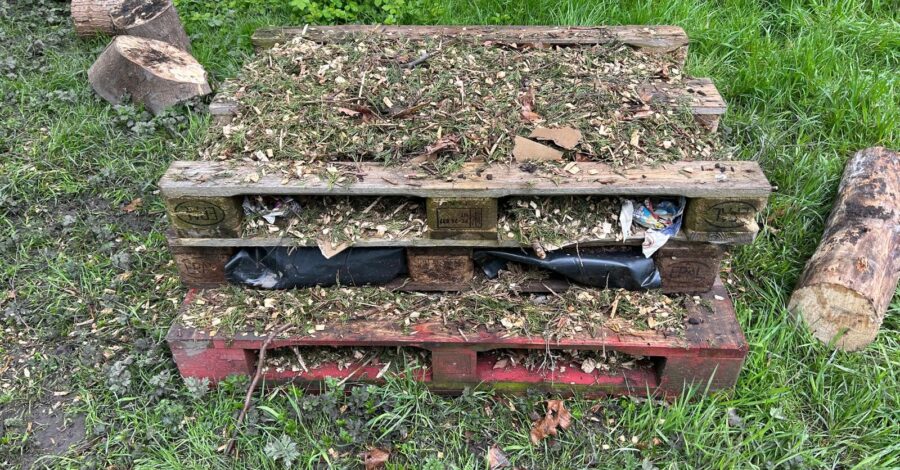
[162,25,771,397]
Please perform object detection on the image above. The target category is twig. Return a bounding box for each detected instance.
[402,52,431,69]
[223,323,292,455]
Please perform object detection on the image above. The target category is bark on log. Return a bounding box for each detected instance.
[88,35,210,115]
[71,0,120,35]
[72,0,191,51]
[111,0,191,51]
[788,147,900,351]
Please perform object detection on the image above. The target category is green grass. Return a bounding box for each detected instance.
[0,0,898,468]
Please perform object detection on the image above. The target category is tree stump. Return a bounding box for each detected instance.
[88,35,210,115]
[72,0,191,51]
[788,147,900,351]
[71,0,120,36]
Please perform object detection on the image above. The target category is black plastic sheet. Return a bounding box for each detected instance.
[473,249,660,291]
[225,247,407,289]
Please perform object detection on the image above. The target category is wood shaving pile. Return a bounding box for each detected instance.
[500,196,631,249]
[203,36,727,167]
[241,195,426,254]
[265,346,429,376]
[490,348,647,374]
[180,279,687,340]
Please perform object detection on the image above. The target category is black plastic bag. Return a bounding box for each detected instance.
[472,249,660,291]
[225,247,407,289]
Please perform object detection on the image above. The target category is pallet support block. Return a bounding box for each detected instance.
[166,195,243,238]
[169,341,255,382]
[169,243,234,288]
[427,197,497,240]
[407,247,475,285]
[656,243,724,294]
[683,197,766,243]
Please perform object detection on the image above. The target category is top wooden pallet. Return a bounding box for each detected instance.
[251,25,691,60]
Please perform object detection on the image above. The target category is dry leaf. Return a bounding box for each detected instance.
[493,358,509,370]
[336,107,360,116]
[122,198,143,213]
[630,129,641,148]
[521,110,543,123]
[363,447,390,470]
[512,136,563,162]
[423,134,461,157]
[529,127,582,149]
[487,445,510,469]
[530,400,573,445]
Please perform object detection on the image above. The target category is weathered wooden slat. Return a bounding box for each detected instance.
[683,197,766,242]
[159,160,771,199]
[251,25,690,56]
[167,231,669,248]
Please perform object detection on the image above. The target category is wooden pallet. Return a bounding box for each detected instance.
[167,277,746,397]
[251,25,691,61]
[169,239,724,294]
[160,159,770,244]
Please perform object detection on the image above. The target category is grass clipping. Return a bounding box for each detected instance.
[180,279,687,340]
[204,36,727,168]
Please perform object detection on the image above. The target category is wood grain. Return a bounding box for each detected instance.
[159,160,770,199]
[251,25,689,56]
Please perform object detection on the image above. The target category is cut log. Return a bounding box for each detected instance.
[110,0,191,51]
[788,147,900,351]
[71,0,119,36]
[88,35,210,115]
[72,0,191,51]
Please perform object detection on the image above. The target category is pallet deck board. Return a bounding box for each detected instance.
[251,25,690,56]
[159,160,771,199]
[167,277,746,396]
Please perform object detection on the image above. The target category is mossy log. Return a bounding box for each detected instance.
[88,35,210,115]
[788,147,900,351]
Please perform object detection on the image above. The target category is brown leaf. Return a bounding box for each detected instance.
[337,105,377,123]
[487,445,510,469]
[529,127,582,150]
[362,447,390,470]
[122,198,142,213]
[519,86,542,122]
[521,110,543,123]
[512,136,563,162]
[530,400,573,445]
[423,134,461,157]
[337,107,360,116]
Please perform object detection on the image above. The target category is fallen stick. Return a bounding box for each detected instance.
[223,323,292,455]
[788,147,899,351]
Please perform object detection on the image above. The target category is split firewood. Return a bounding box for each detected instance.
[88,35,210,115]
[788,147,899,351]
[72,0,191,51]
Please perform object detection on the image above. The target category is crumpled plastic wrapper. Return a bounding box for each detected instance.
[619,197,685,257]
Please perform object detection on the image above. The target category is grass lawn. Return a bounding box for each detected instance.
[0,0,898,468]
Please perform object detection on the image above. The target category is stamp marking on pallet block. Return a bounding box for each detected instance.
[683,197,766,242]
[165,196,243,238]
[166,278,747,398]
[169,244,234,288]
[656,243,724,294]
[407,247,474,284]
[427,197,498,240]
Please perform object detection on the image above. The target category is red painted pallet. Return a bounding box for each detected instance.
[167,278,746,397]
